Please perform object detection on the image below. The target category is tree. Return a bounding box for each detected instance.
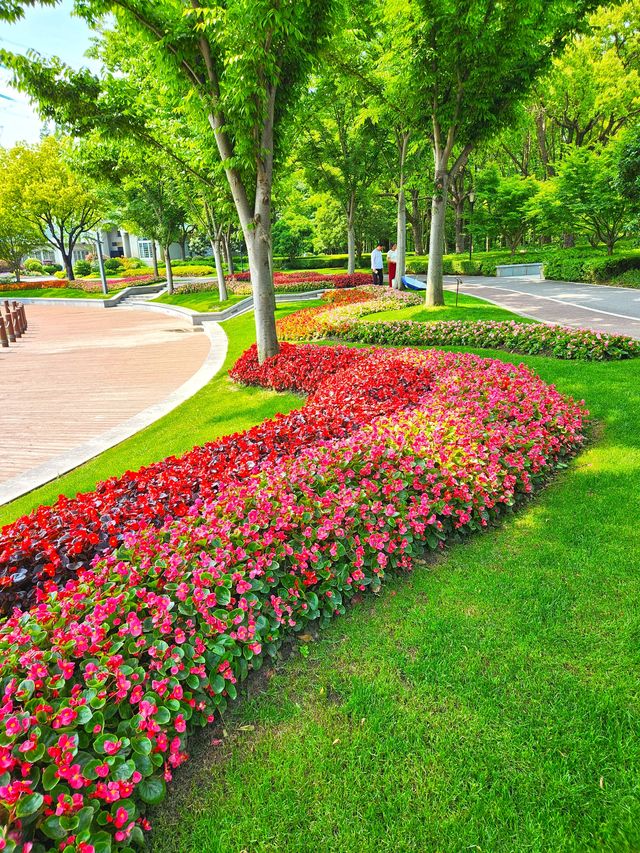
[296,71,387,274]
[398,0,599,305]
[1,0,340,362]
[555,144,630,254]
[473,168,539,255]
[0,153,41,281]
[0,137,102,280]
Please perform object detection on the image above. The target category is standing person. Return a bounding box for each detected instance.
[387,243,397,287]
[370,242,384,286]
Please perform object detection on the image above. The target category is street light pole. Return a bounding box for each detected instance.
[468,191,475,263]
[95,231,109,296]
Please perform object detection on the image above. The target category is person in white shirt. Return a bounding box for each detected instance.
[371,243,384,285]
[387,243,397,287]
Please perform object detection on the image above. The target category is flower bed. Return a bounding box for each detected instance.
[335,319,640,361]
[228,271,372,295]
[276,288,421,340]
[0,280,70,292]
[0,343,586,852]
[274,292,640,361]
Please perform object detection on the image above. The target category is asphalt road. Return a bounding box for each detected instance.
[443,276,640,339]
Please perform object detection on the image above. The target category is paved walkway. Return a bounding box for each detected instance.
[444,276,640,339]
[0,304,213,503]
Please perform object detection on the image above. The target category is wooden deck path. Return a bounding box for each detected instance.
[0,304,211,491]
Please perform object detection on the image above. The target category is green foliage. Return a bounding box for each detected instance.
[555,144,630,253]
[474,168,540,253]
[73,259,92,276]
[23,258,44,273]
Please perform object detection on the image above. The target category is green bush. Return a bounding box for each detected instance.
[583,254,640,283]
[103,257,124,273]
[73,259,92,276]
[23,258,44,273]
[611,269,640,288]
[43,263,62,274]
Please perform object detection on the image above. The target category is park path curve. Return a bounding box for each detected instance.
[444,275,640,339]
[0,304,225,506]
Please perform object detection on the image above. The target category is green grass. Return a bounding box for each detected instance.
[153,290,247,313]
[149,348,640,853]
[0,287,117,299]
[0,302,320,527]
[363,289,532,324]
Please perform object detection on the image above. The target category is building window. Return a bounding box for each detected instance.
[72,249,89,262]
[138,239,153,260]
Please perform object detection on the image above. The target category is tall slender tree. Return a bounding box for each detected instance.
[1,0,340,361]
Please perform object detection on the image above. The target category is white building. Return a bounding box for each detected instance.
[31,228,187,267]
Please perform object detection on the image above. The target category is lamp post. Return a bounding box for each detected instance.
[94,230,109,296]
[468,191,476,263]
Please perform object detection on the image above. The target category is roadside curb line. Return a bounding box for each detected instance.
[0,321,228,508]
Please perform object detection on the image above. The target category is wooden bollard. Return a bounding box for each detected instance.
[10,308,21,339]
[4,308,16,343]
[20,305,27,331]
[0,316,8,348]
[12,302,24,336]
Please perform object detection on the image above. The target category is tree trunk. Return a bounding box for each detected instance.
[245,222,278,363]
[224,231,235,276]
[164,246,174,295]
[347,192,356,274]
[14,264,21,284]
[454,201,465,254]
[563,232,575,248]
[62,252,74,282]
[426,167,449,307]
[211,238,228,302]
[151,241,160,278]
[409,189,425,255]
[395,132,409,289]
[179,240,186,261]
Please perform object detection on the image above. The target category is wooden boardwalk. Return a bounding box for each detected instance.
[0,304,210,489]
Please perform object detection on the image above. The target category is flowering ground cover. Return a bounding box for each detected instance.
[171,271,373,299]
[0,341,586,852]
[277,289,640,360]
[150,350,640,853]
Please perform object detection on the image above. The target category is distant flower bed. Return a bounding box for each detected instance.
[0,279,70,292]
[276,287,421,339]
[275,291,640,361]
[228,271,372,295]
[336,318,640,361]
[0,342,586,852]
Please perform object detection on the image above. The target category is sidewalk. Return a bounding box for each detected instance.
[445,276,640,339]
[0,305,212,503]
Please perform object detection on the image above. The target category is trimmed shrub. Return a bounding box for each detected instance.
[23,258,44,273]
[43,264,62,275]
[172,265,216,277]
[73,260,92,277]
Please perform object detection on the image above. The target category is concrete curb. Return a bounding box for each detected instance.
[5,283,167,308]
[0,321,228,507]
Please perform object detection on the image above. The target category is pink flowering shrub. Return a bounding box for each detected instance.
[0,343,586,852]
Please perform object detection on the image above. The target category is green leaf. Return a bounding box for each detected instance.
[137,775,166,805]
[15,792,43,817]
[131,736,152,756]
[42,763,60,791]
[40,814,66,841]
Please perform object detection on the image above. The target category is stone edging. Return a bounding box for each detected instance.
[2,283,167,307]
[0,321,228,507]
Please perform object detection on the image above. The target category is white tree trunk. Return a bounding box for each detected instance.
[164,246,174,295]
[395,188,406,290]
[347,224,356,275]
[426,168,449,307]
[211,238,228,302]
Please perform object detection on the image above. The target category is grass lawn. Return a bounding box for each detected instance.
[0,301,320,527]
[364,288,534,324]
[148,346,640,853]
[153,290,247,313]
[0,287,118,300]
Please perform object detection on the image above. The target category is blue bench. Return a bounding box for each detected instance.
[401,275,426,291]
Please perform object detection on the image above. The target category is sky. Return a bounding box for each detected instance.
[0,0,98,147]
